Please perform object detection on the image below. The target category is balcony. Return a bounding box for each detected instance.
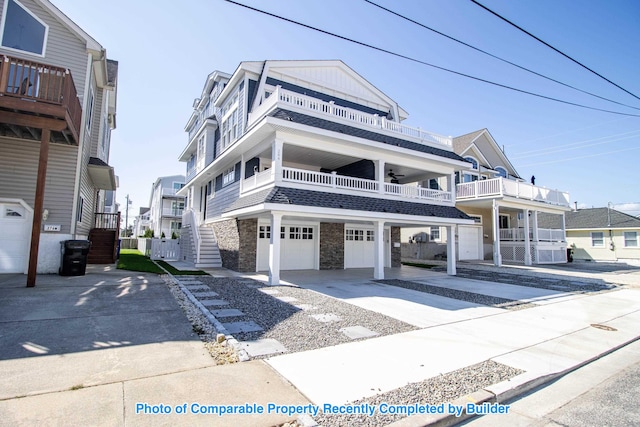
[248,86,452,150]
[0,55,82,145]
[499,228,565,242]
[242,166,453,205]
[456,178,570,207]
[162,208,184,217]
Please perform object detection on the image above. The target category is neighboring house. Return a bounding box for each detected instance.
[178,59,474,283]
[0,0,118,283]
[148,175,185,238]
[402,129,571,266]
[133,207,150,237]
[563,207,640,263]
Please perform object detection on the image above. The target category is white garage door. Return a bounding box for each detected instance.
[459,225,482,260]
[0,202,31,273]
[344,228,375,268]
[257,225,316,271]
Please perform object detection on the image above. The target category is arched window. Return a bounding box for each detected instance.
[464,156,478,170]
[495,167,507,178]
[463,156,479,182]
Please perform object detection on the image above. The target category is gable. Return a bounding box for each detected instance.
[454,130,520,178]
[263,61,405,119]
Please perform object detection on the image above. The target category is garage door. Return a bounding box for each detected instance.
[0,202,31,273]
[344,228,375,268]
[459,225,482,260]
[257,225,316,271]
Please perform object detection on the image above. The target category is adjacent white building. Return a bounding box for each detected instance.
[148,175,185,238]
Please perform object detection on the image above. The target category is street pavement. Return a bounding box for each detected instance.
[0,260,639,426]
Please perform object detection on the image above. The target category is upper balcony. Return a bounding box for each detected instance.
[0,55,82,145]
[248,86,453,150]
[456,177,570,208]
[242,166,453,206]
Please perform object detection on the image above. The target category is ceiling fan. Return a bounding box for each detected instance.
[387,169,405,181]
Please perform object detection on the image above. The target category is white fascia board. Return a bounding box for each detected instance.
[223,203,474,227]
[476,129,521,178]
[178,118,218,161]
[35,0,102,51]
[498,197,573,213]
[459,143,491,168]
[567,227,640,232]
[215,61,263,107]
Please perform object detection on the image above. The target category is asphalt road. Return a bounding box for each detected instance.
[460,339,640,427]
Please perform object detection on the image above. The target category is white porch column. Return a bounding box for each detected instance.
[524,209,532,266]
[532,210,539,242]
[492,199,502,267]
[272,138,283,184]
[239,153,245,193]
[450,173,456,201]
[561,211,566,242]
[375,159,385,194]
[447,225,456,275]
[269,212,283,285]
[374,220,385,279]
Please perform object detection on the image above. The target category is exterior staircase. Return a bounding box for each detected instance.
[195,225,222,268]
[88,229,118,264]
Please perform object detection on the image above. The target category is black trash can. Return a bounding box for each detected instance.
[566,247,574,263]
[59,240,92,276]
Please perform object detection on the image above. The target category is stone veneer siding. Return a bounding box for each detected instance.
[320,222,345,269]
[211,218,257,272]
[391,226,401,267]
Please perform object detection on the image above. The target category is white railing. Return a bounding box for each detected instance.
[161,208,184,217]
[500,241,567,264]
[150,238,180,261]
[456,178,570,207]
[249,86,453,148]
[182,209,201,263]
[499,228,565,242]
[242,165,452,204]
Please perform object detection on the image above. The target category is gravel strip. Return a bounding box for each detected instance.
[191,277,418,355]
[314,360,523,427]
[378,279,536,311]
[439,267,615,293]
[163,275,239,364]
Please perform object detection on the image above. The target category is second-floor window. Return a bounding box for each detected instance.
[221,95,239,150]
[222,166,235,186]
[1,0,48,56]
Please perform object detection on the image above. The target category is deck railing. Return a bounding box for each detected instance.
[94,212,120,230]
[248,86,453,149]
[0,55,82,140]
[242,166,453,204]
[456,177,570,207]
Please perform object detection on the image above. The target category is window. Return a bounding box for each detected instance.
[366,230,374,241]
[591,232,604,247]
[624,231,638,247]
[464,157,478,170]
[469,215,482,224]
[301,227,313,240]
[221,95,239,150]
[280,226,285,239]
[222,166,235,186]
[346,229,364,241]
[259,226,271,239]
[86,87,94,133]
[430,227,441,241]
[4,206,23,217]
[495,167,508,179]
[76,196,84,222]
[1,0,48,56]
[173,182,184,192]
[289,227,301,239]
[499,214,510,229]
[428,178,440,190]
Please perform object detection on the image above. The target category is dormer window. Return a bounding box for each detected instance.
[464,156,478,170]
[495,167,508,179]
[1,0,48,56]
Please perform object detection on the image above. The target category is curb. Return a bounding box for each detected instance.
[154,263,250,362]
[388,335,640,427]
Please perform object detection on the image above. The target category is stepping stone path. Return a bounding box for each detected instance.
[340,326,379,340]
[276,296,298,303]
[310,313,341,323]
[200,299,230,307]
[240,339,287,357]
[210,308,245,318]
[191,291,219,298]
[222,321,264,334]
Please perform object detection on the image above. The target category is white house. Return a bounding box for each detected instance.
[177,60,475,284]
[0,0,118,283]
[403,129,571,266]
[148,175,185,238]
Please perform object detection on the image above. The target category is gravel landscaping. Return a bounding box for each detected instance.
[314,360,523,427]
[378,279,536,310]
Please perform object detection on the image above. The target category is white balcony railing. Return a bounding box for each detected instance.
[248,86,453,149]
[499,228,565,242]
[162,208,184,217]
[241,166,453,204]
[456,177,570,207]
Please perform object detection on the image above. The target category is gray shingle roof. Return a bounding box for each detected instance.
[269,109,466,162]
[224,186,471,220]
[565,208,640,229]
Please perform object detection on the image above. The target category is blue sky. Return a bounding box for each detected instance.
[52,0,640,220]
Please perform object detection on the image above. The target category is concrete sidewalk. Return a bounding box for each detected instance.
[0,266,308,427]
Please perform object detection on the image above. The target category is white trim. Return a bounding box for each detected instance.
[33,0,102,52]
[0,0,49,57]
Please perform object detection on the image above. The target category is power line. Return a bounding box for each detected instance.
[222,0,640,118]
[363,0,640,112]
[510,129,640,159]
[519,145,640,167]
[469,0,640,102]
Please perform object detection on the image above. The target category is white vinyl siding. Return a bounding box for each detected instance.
[0,137,77,233]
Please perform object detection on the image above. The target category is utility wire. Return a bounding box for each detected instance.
[519,145,640,167]
[222,0,640,118]
[469,0,640,102]
[364,0,640,112]
[510,130,640,159]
